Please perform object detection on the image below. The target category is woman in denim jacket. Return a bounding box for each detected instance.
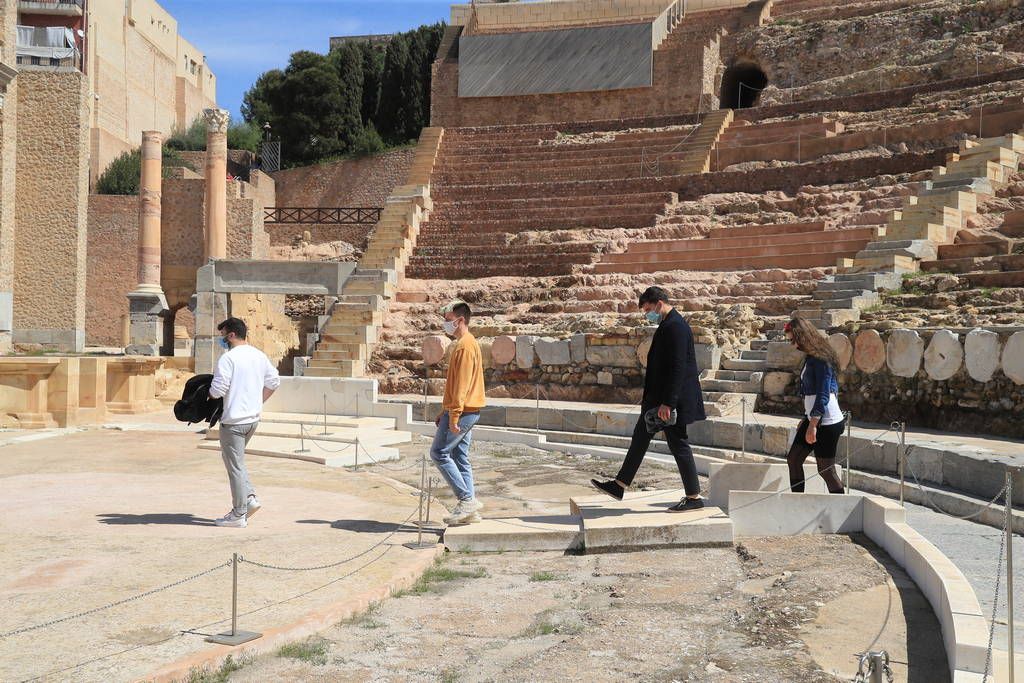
[783,317,846,494]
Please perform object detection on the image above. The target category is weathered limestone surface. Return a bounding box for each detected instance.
[535,337,571,365]
[1002,331,1024,385]
[637,336,653,368]
[570,333,587,363]
[766,341,804,370]
[885,329,924,378]
[924,330,962,381]
[763,371,792,397]
[516,334,537,369]
[422,335,451,366]
[491,335,516,365]
[853,329,885,373]
[588,344,641,368]
[965,328,1000,383]
[829,333,853,371]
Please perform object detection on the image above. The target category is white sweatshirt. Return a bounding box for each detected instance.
[209,344,281,425]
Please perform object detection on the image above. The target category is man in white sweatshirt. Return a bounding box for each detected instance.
[209,317,281,528]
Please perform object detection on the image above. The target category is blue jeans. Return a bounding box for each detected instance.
[430,411,480,502]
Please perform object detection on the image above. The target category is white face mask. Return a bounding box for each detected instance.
[442,319,458,336]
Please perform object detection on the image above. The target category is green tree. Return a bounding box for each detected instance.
[359,42,384,125]
[96,147,193,195]
[376,34,410,143]
[227,121,262,153]
[328,42,365,149]
[165,118,206,151]
[241,69,284,126]
[276,51,348,165]
[400,30,427,140]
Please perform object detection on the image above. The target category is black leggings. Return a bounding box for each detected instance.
[787,417,845,494]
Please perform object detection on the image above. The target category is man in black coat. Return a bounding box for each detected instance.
[592,286,707,511]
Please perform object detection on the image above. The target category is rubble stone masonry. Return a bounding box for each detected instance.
[14,70,89,351]
[86,195,138,346]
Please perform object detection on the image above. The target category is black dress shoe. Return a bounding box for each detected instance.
[668,497,705,512]
[591,479,624,501]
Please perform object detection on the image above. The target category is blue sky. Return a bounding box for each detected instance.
[161,0,452,122]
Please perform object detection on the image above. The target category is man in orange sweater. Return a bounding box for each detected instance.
[431,301,487,525]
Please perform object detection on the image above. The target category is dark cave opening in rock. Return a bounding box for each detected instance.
[720,64,769,109]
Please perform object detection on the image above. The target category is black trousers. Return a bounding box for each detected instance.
[787,417,846,494]
[615,409,700,497]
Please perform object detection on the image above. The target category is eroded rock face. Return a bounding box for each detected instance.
[535,337,571,365]
[965,328,1000,383]
[885,329,924,378]
[853,329,885,373]
[516,335,538,369]
[924,330,963,381]
[637,336,653,368]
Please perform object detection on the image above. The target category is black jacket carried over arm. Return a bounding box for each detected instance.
[173,374,223,427]
[642,308,706,425]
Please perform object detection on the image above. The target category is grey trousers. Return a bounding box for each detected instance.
[219,421,258,516]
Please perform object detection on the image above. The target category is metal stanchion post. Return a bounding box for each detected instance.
[404,454,436,550]
[979,104,984,138]
[844,411,852,492]
[535,383,540,434]
[868,651,887,683]
[425,477,435,526]
[1007,468,1015,683]
[741,397,747,458]
[422,368,429,421]
[899,421,906,507]
[206,553,262,645]
[321,394,330,435]
[797,133,801,163]
[295,422,309,453]
[353,436,360,471]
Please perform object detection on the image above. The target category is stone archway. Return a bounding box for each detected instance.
[719,63,769,109]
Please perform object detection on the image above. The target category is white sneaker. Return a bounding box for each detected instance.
[466,498,483,512]
[444,500,475,526]
[215,510,247,528]
[246,495,262,519]
[448,512,482,526]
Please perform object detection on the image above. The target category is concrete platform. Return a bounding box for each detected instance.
[197,435,399,468]
[728,491,865,536]
[577,494,733,552]
[208,422,412,447]
[707,462,834,509]
[443,515,584,553]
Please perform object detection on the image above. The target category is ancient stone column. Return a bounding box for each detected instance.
[203,108,230,261]
[125,131,169,356]
[136,131,163,293]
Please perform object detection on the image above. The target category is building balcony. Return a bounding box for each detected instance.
[18,0,84,17]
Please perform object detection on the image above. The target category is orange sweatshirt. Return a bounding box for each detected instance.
[442,332,486,424]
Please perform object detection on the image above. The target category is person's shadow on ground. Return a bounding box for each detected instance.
[296,519,422,533]
[96,513,216,526]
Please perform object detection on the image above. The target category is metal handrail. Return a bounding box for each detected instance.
[264,207,382,225]
[640,123,700,178]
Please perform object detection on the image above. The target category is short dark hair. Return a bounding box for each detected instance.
[217,317,248,339]
[638,286,669,308]
[451,302,472,323]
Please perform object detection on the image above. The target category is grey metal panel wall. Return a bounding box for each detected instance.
[458,23,653,98]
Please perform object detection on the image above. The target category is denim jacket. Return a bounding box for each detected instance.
[799,356,839,419]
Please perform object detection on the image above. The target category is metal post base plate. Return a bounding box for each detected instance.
[205,630,263,646]
[402,540,438,550]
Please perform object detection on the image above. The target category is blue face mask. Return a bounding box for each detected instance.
[218,337,230,350]
[645,310,661,324]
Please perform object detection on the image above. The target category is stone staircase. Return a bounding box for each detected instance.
[794,130,1024,329]
[304,128,444,378]
[674,108,733,175]
[701,339,767,413]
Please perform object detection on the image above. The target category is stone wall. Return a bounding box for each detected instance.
[86,195,138,346]
[270,148,413,208]
[0,0,17,353]
[227,292,300,374]
[431,10,737,127]
[760,326,1024,439]
[13,70,90,351]
[417,329,718,404]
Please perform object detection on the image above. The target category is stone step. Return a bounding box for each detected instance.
[749,339,770,351]
[832,271,902,290]
[304,366,365,378]
[721,357,767,371]
[701,378,762,393]
[739,349,768,361]
[962,270,1024,288]
[308,359,365,375]
[812,288,870,300]
[443,493,732,553]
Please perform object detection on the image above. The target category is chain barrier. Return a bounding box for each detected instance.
[240,507,420,572]
[352,440,422,472]
[0,560,231,640]
[853,651,895,683]
[904,446,1010,521]
[983,498,1008,682]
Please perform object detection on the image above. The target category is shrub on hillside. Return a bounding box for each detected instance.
[95,147,194,195]
[349,125,386,158]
